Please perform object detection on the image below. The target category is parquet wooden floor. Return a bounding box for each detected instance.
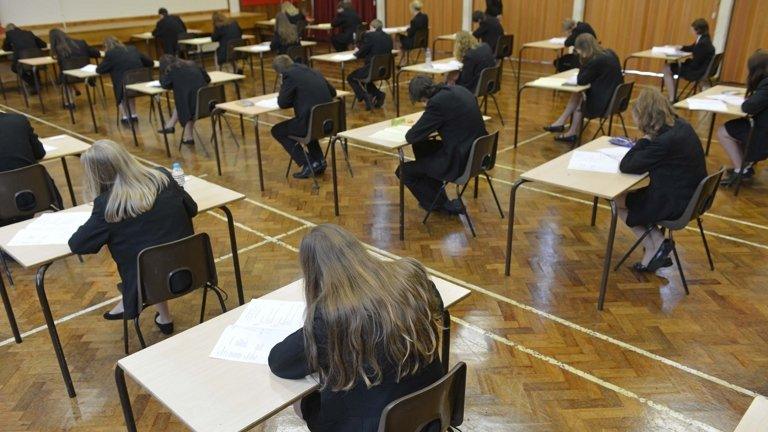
[0,44,766,431]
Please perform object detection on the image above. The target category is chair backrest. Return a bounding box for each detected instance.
[705,52,725,81]
[123,67,154,100]
[194,84,227,121]
[742,117,767,164]
[377,362,467,432]
[474,64,501,98]
[494,34,514,59]
[137,232,218,307]
[0,164,61,222]
[411,28,429,50]
[299,98,346,143]
[661,168,725,230]
[225,38,246,63]
[454,131,500,185]
[365,53,394,83]
[59,56,91,83]
[354,24,368,44]
[602,81,635,118]
[286,45,309,65]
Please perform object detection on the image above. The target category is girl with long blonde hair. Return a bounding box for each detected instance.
[69,140,198,332]
[269,224,444,431]
[271,12,300,54]
[450,30,496,91]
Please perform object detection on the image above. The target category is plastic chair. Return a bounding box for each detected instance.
[581,81,635,142]
[613,169,726,294]
[400,28,429,66]
[377,362,467,432]
[494,34,515,78]
[423,132,504,237]
[474,64,504,125]
[125,233,228,354]
[677,52,724,100]
[351,53,395,110]
[188,84,240,158]
[121,67,155,146]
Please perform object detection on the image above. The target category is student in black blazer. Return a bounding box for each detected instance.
[271,55,337,179]
[618,89,707,271]
[269,224,444,432]
[158,55,211,145]
[348,19,393,110]
[717,50,768,186]
[97,36,154,122]
[449,31,496,93]
[330,2,362,52]
[544,33,623,143]
[271,12,301,55]
[662,18,715,101]
[399,76,488,214]
[485,0,503,17]
[152,7,187,55]
[69,140,197,331]
[2,23,47,90]
[472,11,505,54]
[48,28,101,108]
[211,11,243,68]
[554,19,597,72]
[399,1,429,50]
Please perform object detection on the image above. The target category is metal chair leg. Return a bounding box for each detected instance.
[285,157,293,178]
[669,232,688,294]
[613,226,654,271]
[134,317,147,349]
[697,218,715,271]
[200,284,209,324]
[618,113,629,136]
[1,253,14,286]
[341,138,353,177]
[123,318,129,355]
[484,173,504,219]
[221,115,241,148]
[422,183,448,225]
[299,144,320,191]
[490,94,505,126]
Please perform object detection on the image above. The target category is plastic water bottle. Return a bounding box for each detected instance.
[171,162,185,189]
[425,48,432,66]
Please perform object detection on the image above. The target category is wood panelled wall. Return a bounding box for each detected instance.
[386,0,463,47]
[722,0,768,83]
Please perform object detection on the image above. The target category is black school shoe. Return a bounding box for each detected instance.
[644,239,675,272]
[154,312,174,335]
[292,160,327,179]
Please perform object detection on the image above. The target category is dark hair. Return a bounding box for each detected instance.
[408,75,440,103]
[747,49,768,95]
[272,54,294,74]
[691,18,709,36]
[5,23,17,31]
[159,54,193,75]
[49,28,79,59]
[472,11,485,22]
[158,7,168,16]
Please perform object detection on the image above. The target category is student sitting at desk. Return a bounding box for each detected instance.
[554,19,597,72]
[283,1,309,35]
[331,2,362,52]
[399,1,429,51]
[152,7,187,55]
[662,18,715,102]
[544,33,623,143]
[49,28,101,108]
[69,140,197,331]
[2,23,47,93]
[271,12,301,55]
[472,10,505,54]
[618,89,707,271]
[348,19,392,110]
[158,55,211,145]
[717,50,768,186]
[399,76,487,215]
[271,55,337,179]
[447,31,495,93]
[97,36,154,124]
[269,224,444,432]
[211,11,243,70]
[485,0,503,18]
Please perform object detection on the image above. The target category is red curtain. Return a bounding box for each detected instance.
[313,0,376,25]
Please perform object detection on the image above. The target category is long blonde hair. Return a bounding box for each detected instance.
[299,224,442,391]
[632,88,676,137]
[574,33,606,63]
[275,12,299,44]
[281,1,299,16]
[80,140,170,223]
[453,30,479,60]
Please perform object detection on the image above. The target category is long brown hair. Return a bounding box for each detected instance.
[574,33,606,63]
[49,28,78,59]
[103,36,125,52]
[275,12,299,44]
[632,88,676,137]
[746,49,768,95]
[299,224,442,391]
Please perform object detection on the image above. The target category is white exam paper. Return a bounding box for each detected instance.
[79,64,97,73]
[706,94,745,106]
[651,46,684,56]
[7,212,92,246]
[597,146,630,161]
[548,37,567,45]
[567,151,620,173]
[686,98,728,111]
[370,125,411,142]
[147,80,162,88]
[531,77,567,87]
[43,144,56,152]
[255,98,280,109]
[431,60,463,71]
[235,299,306,331]
[331,53,356,61]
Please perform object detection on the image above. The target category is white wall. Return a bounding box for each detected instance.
[0,0,228,26]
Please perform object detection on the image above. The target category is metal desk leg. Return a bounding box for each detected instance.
[597,200,618,310]
[0,272,21,343]
[395,69,404,116]
[61,157,77,206]
[234,83,244,137]
[220,206,244,305]
[248,54,255,90]
[36,263,76,397]
[504,179,528,276]
[212,110,222,176]
[254,119,265,191]
[513,86,528,147]
[441,309,451,374]
[259,53,266,95]
[85,79,98,133]
[34,66,45,113]
[340,62,346,90]
[126,98,139,147]
[397,149,406,241]
[155,96,171,158]
[331,136,339,216]
[590,196,598,226]
[64,81,75,124]
[115,366,137,432]
[516,46,528,91]
[705,113,716,156]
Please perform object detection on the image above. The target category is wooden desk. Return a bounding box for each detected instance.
[674,85,746,155]
[235,40,318,94]
[514,68,589,147]
[306,23,332,31]
[179,35,255,68]
[0,175,246,398]
[383,25,409,35]
[504,137,648,310]
[40,135,90,206]
[115,276,471,432]
[431,33,457,57]
[395,57,463,116]
[516,38,566,90]
[61,67,102,132]
[309,50,360,90]
[131,29,203,58]
[623,48,692,94]
[17,56,58,112]
[734,396,768,432]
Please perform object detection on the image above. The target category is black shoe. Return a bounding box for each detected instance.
[442,199,465,215]
[292,161,326,179]
[154,312,174,335]
[181,138,195,146]
[720,168,754,187]
[373,93,386,108]
[103,310,124,321]
[362,93,373,111]
[158,126,175,134]
[554,134,578,143]
[120,117,130,125]
[236,68,244,75]
[632,257,673,272]
[645,239,674,272]
[130,115,139,123]
[63,102,75,110]
[543,124,566,133]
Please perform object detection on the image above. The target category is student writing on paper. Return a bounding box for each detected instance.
[211,12,243,70]
[157,55,211,145]
[152,7,187,56]
[348,19,393,110]
[49,28,101,108]
[282,1,309,35]
[472,10,505,53]
[617,90,706,272]
[330,2,362,52]
[717,50,768,186]
[97,36,154,123]
[2,23,47,93]
[447,31,495,92]
[398,76,487,215]
[553,18,596,72]
[69,140,197,333]
[271,12,302,55]
[398,1,428,51]
[271,55,337,179]
[268,224,444,432]
[661,18,715,102]
[544,34,623,143]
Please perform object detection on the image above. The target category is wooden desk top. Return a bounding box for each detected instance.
[520,136,647,200]
[628,49,692,62]
[524,68,589,93]
[117,277,470,432]
[62,68,98,79]
[436,33,457,41]
[0,176,244,269]
[523,39,566,50]
[132,29,203,40]
[307,23,332,31]
[734,396,768,432]
[383,26,409,35]
[310,50,358,63]
[673,85,746,116]
[235,40,317,54]
[179,35,255,46]
[255,19,276,27]
[127,71,244,96]
[401,57,463,74]
[215,90,352,117]
[40,135,90,160]
[18,56,56,67]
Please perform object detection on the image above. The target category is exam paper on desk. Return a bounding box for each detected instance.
[548,37,566,45]
[706,94,746,106]
[79,64,97,73]
[686,99,728,111]
[369,125,412,142]
[431,60,463,71]
[7,212,93,246]
[567,150,620,173]
[255,98,280,109]
[331,53,356,61]
[530,77,568,87]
